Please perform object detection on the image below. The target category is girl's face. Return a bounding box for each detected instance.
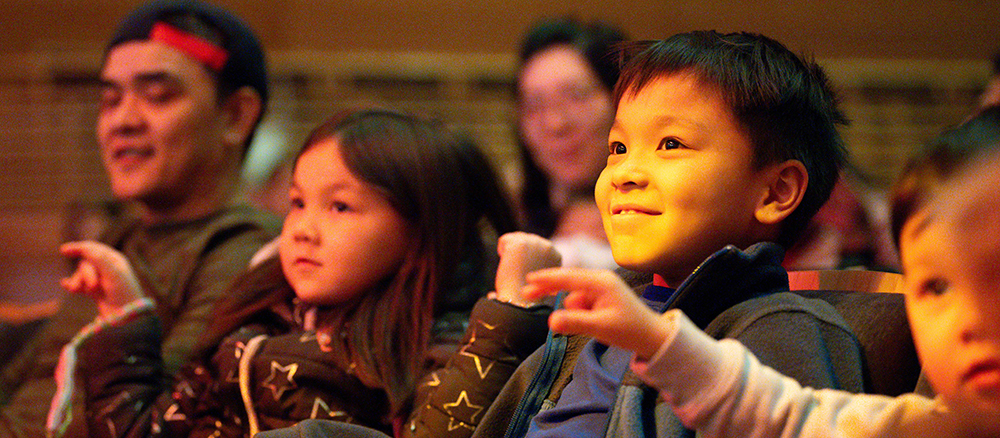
[900,204,1000,430]
[518,45,614,190]
[280,137,413,306]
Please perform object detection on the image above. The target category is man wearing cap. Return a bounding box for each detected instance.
[0,1,279,436]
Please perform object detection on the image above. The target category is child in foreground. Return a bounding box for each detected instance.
[521,109,1000,438]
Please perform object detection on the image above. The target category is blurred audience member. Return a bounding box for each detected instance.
[784,167,899,272]
[0,1,280,436]
[979,50,1000,109]
[513,17,626,269]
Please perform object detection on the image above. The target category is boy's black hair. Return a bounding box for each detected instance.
[890,105,1000,247]
[516,17,626,236]
[105,0,268,154]
[613,31,848,247]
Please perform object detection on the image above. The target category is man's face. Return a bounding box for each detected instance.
[596,73,771,286]
[97,40,229,212]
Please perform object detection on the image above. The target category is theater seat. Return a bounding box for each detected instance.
[787,269,903,294]
[619,267,921,396]
[789,270,921,396]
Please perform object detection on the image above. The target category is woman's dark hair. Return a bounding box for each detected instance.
[516,17,626,236]
[612,31,848,247]
[204,109,517,418]
[890,105,1000,247]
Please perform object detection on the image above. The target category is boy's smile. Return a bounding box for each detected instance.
[596,73,774,287]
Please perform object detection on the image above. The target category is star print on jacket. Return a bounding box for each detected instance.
[457,320,497,379]
[310,397,354,422]
[443,391,483,428]
[263,361,298,401]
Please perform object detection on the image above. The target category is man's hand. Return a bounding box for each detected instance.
[60,241,147,319]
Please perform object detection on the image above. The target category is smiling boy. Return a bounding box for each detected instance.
[517,108,1000,438]
[471,31,863,438]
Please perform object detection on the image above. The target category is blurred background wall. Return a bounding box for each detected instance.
[1,0,996,307]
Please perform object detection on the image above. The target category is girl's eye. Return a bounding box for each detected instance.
[331,202,349,212]
[920,278,950,297]
[289,197,304,210]
[658,138,683,150]
[609,141,627,155]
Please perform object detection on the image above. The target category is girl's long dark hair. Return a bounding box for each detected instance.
[205,109,516,418]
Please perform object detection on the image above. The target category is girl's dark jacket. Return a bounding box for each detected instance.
[74,257,518,438]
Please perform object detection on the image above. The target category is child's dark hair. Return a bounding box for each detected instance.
[890,105,1000,247]
[301,109,517,415]
[516,17,627,236]
[208,109,517,419]
[613,31,848,247]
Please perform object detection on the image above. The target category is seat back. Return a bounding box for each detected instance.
[789,270,921,396]
[788,269,903,294]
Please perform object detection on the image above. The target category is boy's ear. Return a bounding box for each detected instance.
[754,159,808,225]
[220,87,263,150]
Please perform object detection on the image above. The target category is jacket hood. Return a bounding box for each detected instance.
[667,242,789,329]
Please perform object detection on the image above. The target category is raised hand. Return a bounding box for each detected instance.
[493,232,562,307]
[522,267,673,360]
[60,241,147,319]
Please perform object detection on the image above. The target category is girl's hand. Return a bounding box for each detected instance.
[522,267,672,361]
[493,232,562,307]
[59,241,147,319]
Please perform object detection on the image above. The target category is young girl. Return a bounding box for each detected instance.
[50,109,520,437]
[518,107,1000,438]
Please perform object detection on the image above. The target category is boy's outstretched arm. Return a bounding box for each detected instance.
[59,241,148,319]
[522,267,672,361]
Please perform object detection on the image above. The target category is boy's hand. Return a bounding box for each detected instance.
[522,268,671,361]
[493,232,562,307]
[60,241,147,319]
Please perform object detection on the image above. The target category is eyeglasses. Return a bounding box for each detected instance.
[519,84,604,118]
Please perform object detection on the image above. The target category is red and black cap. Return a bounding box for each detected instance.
[105,0,268,104]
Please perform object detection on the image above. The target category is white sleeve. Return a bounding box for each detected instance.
[630,309,956,438]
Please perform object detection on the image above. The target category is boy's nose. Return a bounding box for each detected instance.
[958,290,1000,344]
[609,150,649,190]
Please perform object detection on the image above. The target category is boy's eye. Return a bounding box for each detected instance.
[658,138,683,150]
[330,202,349,212]
[609,141,627,155]
[289,196,304,210]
